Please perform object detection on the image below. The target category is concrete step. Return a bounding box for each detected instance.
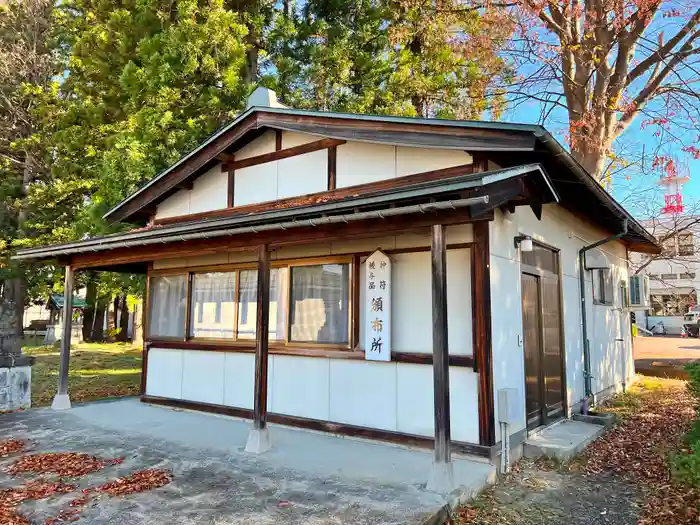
[523,419,606,461]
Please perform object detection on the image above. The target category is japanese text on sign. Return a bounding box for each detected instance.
[365,250,391,361]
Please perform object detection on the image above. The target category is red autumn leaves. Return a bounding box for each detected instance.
[7,453,123,478]
[0,439,172,524]
[581,383,699,525]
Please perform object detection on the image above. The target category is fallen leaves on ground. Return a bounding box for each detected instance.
[579,381,698,525]
[6,453,123,478]
[0,480,75,525]
[95,468,171,496]
[0,439,26,458]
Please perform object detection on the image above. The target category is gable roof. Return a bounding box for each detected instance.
[101,106,658,253]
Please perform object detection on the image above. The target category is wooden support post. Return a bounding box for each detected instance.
[427,224,454,493]
[472,221,495,446]
[52,265,74,410]
[245,244,272,453]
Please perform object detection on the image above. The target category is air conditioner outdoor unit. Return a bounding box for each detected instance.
[629,274,650,310]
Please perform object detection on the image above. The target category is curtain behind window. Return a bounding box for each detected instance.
[190,272,236,338]
[290,264,349,344]
[148,275,187,338]
[237,268,288,340]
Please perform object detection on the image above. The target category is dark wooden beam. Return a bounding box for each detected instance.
[472,220,495,446]
[175,180,194,191]
[223,138,346,172]
[328,145,337,190]
[431,224,451,465]
[253,244,271,430]
[275,129,282,151]
[215,152,235,163]
[227,156,235,208]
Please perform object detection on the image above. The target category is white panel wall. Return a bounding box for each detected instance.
[181,350,225,405]
[145,352,480,441]
[336,142,474,189]
[489,204,634,441]
[277,150,327,199]
[235,130,276,159]
[223,353,255,409]
[189,164,228,214]
[396,147,473,177]
[282,131,322,148]
[233,163,278,206]
[145,348,183,399]
[155,189,190,220]
[336,142,396,187]
[329,360,397,430]
[269,355,330,420]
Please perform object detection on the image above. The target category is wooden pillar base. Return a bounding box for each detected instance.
[51,393,71,410]
[426,460,455,494]
[244,427,271,454]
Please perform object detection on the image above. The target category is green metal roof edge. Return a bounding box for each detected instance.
[50,293,88,308]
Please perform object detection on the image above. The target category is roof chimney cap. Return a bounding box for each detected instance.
[246,87,287,109]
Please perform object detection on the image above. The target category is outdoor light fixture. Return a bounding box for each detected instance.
[514,235,533,252]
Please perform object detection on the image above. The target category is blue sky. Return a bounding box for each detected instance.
[502,98,700,220]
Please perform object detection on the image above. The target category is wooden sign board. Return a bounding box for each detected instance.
[365,250,391,361]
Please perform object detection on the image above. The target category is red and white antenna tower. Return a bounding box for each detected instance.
[659,158,690,215]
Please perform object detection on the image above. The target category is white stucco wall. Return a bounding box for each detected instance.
[155,131,474,220]
[145,226,479,442]
[155,163,228,220]
[146,350,479,443]
[489,205,633,441]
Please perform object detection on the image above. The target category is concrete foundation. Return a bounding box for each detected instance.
[524,420,606,461]
[244,426,271,454]
[0,365,31,411]
[426,460,455,494]
[51,393,72,410]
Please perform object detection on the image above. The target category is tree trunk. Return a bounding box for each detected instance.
[82,273,97,341]
[92,300,106,342]
[106,296,116,341]
[3,154,34,355]
[117,293,129,342]
[571,141,608,182]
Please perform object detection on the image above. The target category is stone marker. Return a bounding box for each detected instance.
[0,296,34,411]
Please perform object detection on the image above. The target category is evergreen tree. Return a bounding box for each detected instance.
[266,0,514,118]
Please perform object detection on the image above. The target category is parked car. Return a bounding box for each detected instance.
[683,307,700,337]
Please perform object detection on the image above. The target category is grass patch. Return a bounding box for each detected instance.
[23,342,142,407]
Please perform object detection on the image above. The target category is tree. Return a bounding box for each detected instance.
[266,0,514,118]
[49,0,250,222]
[488,0,700,180]
[0,0,61,348]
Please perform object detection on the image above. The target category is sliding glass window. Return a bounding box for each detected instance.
[148,275,187,338]
[189,272,236,339]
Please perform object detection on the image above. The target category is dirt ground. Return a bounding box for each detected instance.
[633,335,700,379]
[452,462,643,525]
